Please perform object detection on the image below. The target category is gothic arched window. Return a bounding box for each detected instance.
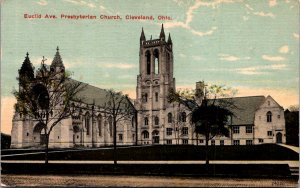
[167,113,172,123]
[144,117,148,126]
[266,111,272,122]
[98,114,102,136]
[154,49,159,74]
[154,116,159,125]
[85,113,90,135]
[108,116,113,136]
[146,51,151,75]
[142,130,149,139]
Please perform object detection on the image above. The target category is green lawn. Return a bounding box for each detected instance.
[2,144,298,161]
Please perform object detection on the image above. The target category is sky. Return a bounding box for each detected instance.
[1,0,299,135]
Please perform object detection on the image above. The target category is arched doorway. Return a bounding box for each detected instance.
[152,130,159,144]
[33,122,46,146]
[73,125,81,146]
[276,132,282,143]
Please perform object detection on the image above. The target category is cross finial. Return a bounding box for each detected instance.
[26,52,29,57]
[56,46,59,52]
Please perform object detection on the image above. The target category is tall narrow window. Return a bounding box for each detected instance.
[146,51,151,75]
[267,111,272,122]
[154,49,159,74]
[144,93,148,103]
[155,92,158,102]
[181,112,186,122]
[108,116,113,136]
[154,116,159,125]
[144,117,148,126]
[167,112,172,123]
[85,113,90,135]
[98,114,102,136]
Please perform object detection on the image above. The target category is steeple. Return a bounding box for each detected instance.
[159,24,165,40]
[167,33,172,44]
[50,46,64,69]
[19,52,35,80]
[140,27,146,41]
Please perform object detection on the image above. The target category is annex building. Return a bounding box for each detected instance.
[11,26,286,148]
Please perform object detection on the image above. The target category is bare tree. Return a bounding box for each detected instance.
[168,82,237,165]
[102,89,136,165]
[13,57,86,164]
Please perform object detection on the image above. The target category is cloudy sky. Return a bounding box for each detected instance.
[1,0,299,134]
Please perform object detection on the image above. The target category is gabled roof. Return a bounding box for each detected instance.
[70,79,135,110]
[223,96,266,125]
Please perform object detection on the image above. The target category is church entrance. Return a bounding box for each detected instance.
[33,122,47,146]
[276,132,282,143]
[152,130,159,144]
[73,125,81,147]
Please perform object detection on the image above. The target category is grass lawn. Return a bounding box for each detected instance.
[2,144,298,161]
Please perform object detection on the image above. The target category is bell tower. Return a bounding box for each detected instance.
[136,24,175,145]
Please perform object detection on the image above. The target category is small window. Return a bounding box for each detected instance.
[166,139,172,145]
[155,92,158,102]
[267,131,272,136]
[167,113,172,123]
[246,140,253,145]
[166,128,172,136]
[118,134,123,141]
[220,140,224,146]
[182,127,188,135]
[199,139,204,143]
[246,126,253,133]
[154,116,159,125]
[259,139,264,143]
[182,139,188,145]
[58,136,59,139]
[233,140,240,145]
[233,126,240,134]
[268,101,270,106]
[77,135,79,139]
[277,115,280,119]
[26,132,29,136]
[267,111,272,122]
[211,140,215,145]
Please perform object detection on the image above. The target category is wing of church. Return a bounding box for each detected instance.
[11,26,285,148]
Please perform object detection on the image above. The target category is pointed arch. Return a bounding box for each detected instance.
[85,112,90,135]
[98,114,102,136]
[108,116,113,136]
[145,50,151,75]
[154,49,159,74]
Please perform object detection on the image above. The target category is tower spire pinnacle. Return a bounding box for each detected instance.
[159,24,165,40]
[140,27,146,41]
[167,33,172,44]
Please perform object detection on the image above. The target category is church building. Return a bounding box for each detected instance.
[10,25,286,148]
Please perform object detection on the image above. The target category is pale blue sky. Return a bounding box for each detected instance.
[1,0,299,134]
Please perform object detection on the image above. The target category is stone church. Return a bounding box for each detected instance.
[11,25,286,148]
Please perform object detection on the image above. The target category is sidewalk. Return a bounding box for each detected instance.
[2,160,298,167]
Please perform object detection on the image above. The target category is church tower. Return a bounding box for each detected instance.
[136,25,175,145]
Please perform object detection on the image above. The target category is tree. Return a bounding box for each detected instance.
[13,57,86,164]
[102,89,136,165]
[285,105,299,146]
[168,82,236,165]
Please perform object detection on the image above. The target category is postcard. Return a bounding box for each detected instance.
[1,0,299,187]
